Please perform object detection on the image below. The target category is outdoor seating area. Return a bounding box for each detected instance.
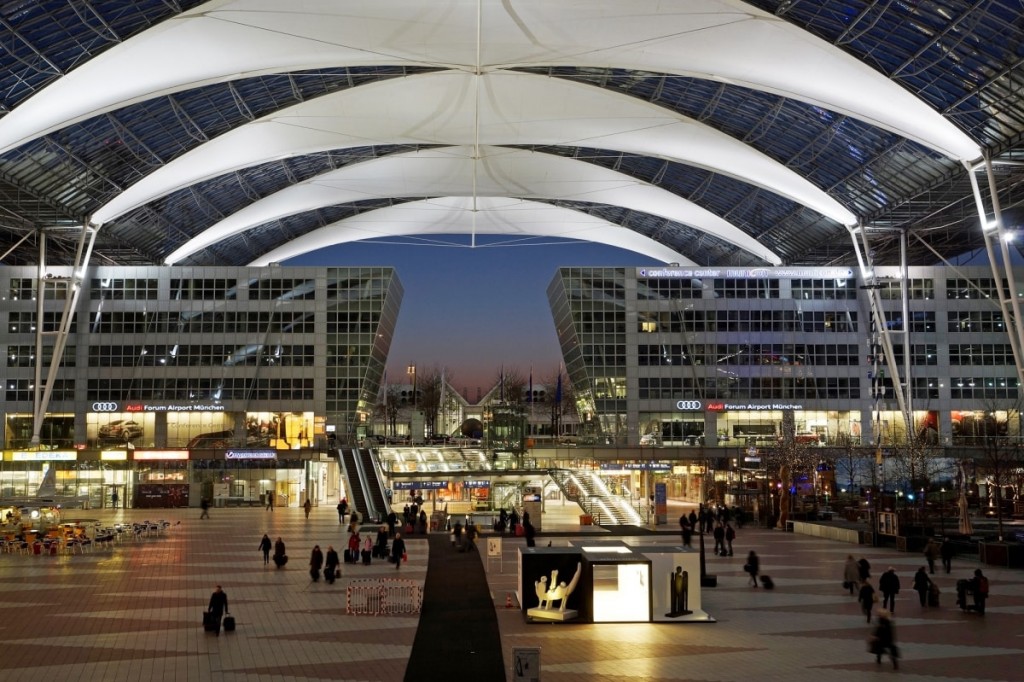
[0,519,174,557]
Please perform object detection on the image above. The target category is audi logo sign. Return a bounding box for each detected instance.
[92,402,120,412]
[676,400,702,411]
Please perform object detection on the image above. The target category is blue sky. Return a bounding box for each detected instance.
[287,237,661,399]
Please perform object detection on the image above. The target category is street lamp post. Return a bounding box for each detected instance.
[406,364,417,408]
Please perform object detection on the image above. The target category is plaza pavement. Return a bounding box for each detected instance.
[0,500,1021,681]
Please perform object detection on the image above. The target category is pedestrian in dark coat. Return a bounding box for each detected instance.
[878,567,900,613]
[688,509,698,530]
[857,557,871,583]
[940,538,954,573]
[325,545,340,584]
[724,523,736,556]
[745,550,760,587]
[207,585,229,636]
[258,534,272,565]
[912,566,932,606]
[970,568,989,615]
[859,580,877,623]
[273,537,287,568]
[524,519,536,547]
[309,545,324,582]
[869,609,898,669]
[391,531,406,570]
[712,523,726,555]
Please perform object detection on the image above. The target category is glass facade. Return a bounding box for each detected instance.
[548,265,1024,449]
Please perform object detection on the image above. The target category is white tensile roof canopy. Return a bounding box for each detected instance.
[0,0,1003,268]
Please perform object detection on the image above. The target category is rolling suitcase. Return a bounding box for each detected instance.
[361,549,372,565]
[759,575,775,590]
[202,611,218,633]
[222,615,235,632]
[928,583,940,607]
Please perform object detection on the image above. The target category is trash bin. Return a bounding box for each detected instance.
[579,514,593,526]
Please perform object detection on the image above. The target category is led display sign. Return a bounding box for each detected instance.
[224,450,277,460]
[12,450,77,461]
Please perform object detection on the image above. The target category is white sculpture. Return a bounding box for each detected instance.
[528,563,582,621]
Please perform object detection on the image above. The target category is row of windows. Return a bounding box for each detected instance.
[326,312,382,334]
[946,278,1011,299]
[791,279,856,300]
[638,310,858,333]
[86,311,315,335]
[6,345,74,367]
[949,377,1020,400]
[637,278,702,300]
[5,380,74,402]
[86,345,317,367]
[637,344,861,366]
[948,344,1015,365]
[637,377,861,400]
[83,275,390,302]
[8,278,70,301]
[712,279,780,298]
[86,378,315,401]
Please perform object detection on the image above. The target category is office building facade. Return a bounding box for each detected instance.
[548,265,1023,450]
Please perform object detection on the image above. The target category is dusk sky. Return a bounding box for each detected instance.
[287,237,663,400]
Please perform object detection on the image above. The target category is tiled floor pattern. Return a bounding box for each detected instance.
[1,505,1022,681]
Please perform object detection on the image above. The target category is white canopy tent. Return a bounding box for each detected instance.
[0,0,979,162]
[166,145,780,265]
[249,197,696,267]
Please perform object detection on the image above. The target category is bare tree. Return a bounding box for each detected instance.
[491,366,527,405]
[764,440,821,528]
[975,400,1024,541]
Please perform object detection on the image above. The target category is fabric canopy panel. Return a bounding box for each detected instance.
[0,0,978,162]
[167,146,781,265]
[95,70,854,229]
[248,197,695,267]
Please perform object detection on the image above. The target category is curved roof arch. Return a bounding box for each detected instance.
[0,0,978,162]
[248,197,695,267]
[93,70,855,230]
[166,145,781,265]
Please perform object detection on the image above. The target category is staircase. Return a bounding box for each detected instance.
[548,469,643,526]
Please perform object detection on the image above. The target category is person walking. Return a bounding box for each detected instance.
[303,498,312,519]
[337,500,345,523]
[744,550,760,587]
[924,539,939,574]
[856,557,871,583]
[843,555,860,595]
[258,534,272,565]
[724,523,736,556]
[309,544,324,582]
[970,568,989,615]
[325,545,340,584]
[391,531,406,571]
[940,538,954,574]
[111,489,119,508]
[524,518,536,547]
[869,609,899,669]
[878,566,900,613]
[859,579,877,623]
[347,528,361,563]
[266,491,274,511]
[199,498,210,519]
[912,566,932,606]
[207,585,229,636]
[273,537,287,568]
[713,523,725,556]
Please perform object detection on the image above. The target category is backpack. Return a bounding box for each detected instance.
[978,576,989,595]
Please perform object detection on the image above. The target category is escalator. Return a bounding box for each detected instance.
[335,447,390,523]
[336,448,370,523]
[358,448,390,519]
